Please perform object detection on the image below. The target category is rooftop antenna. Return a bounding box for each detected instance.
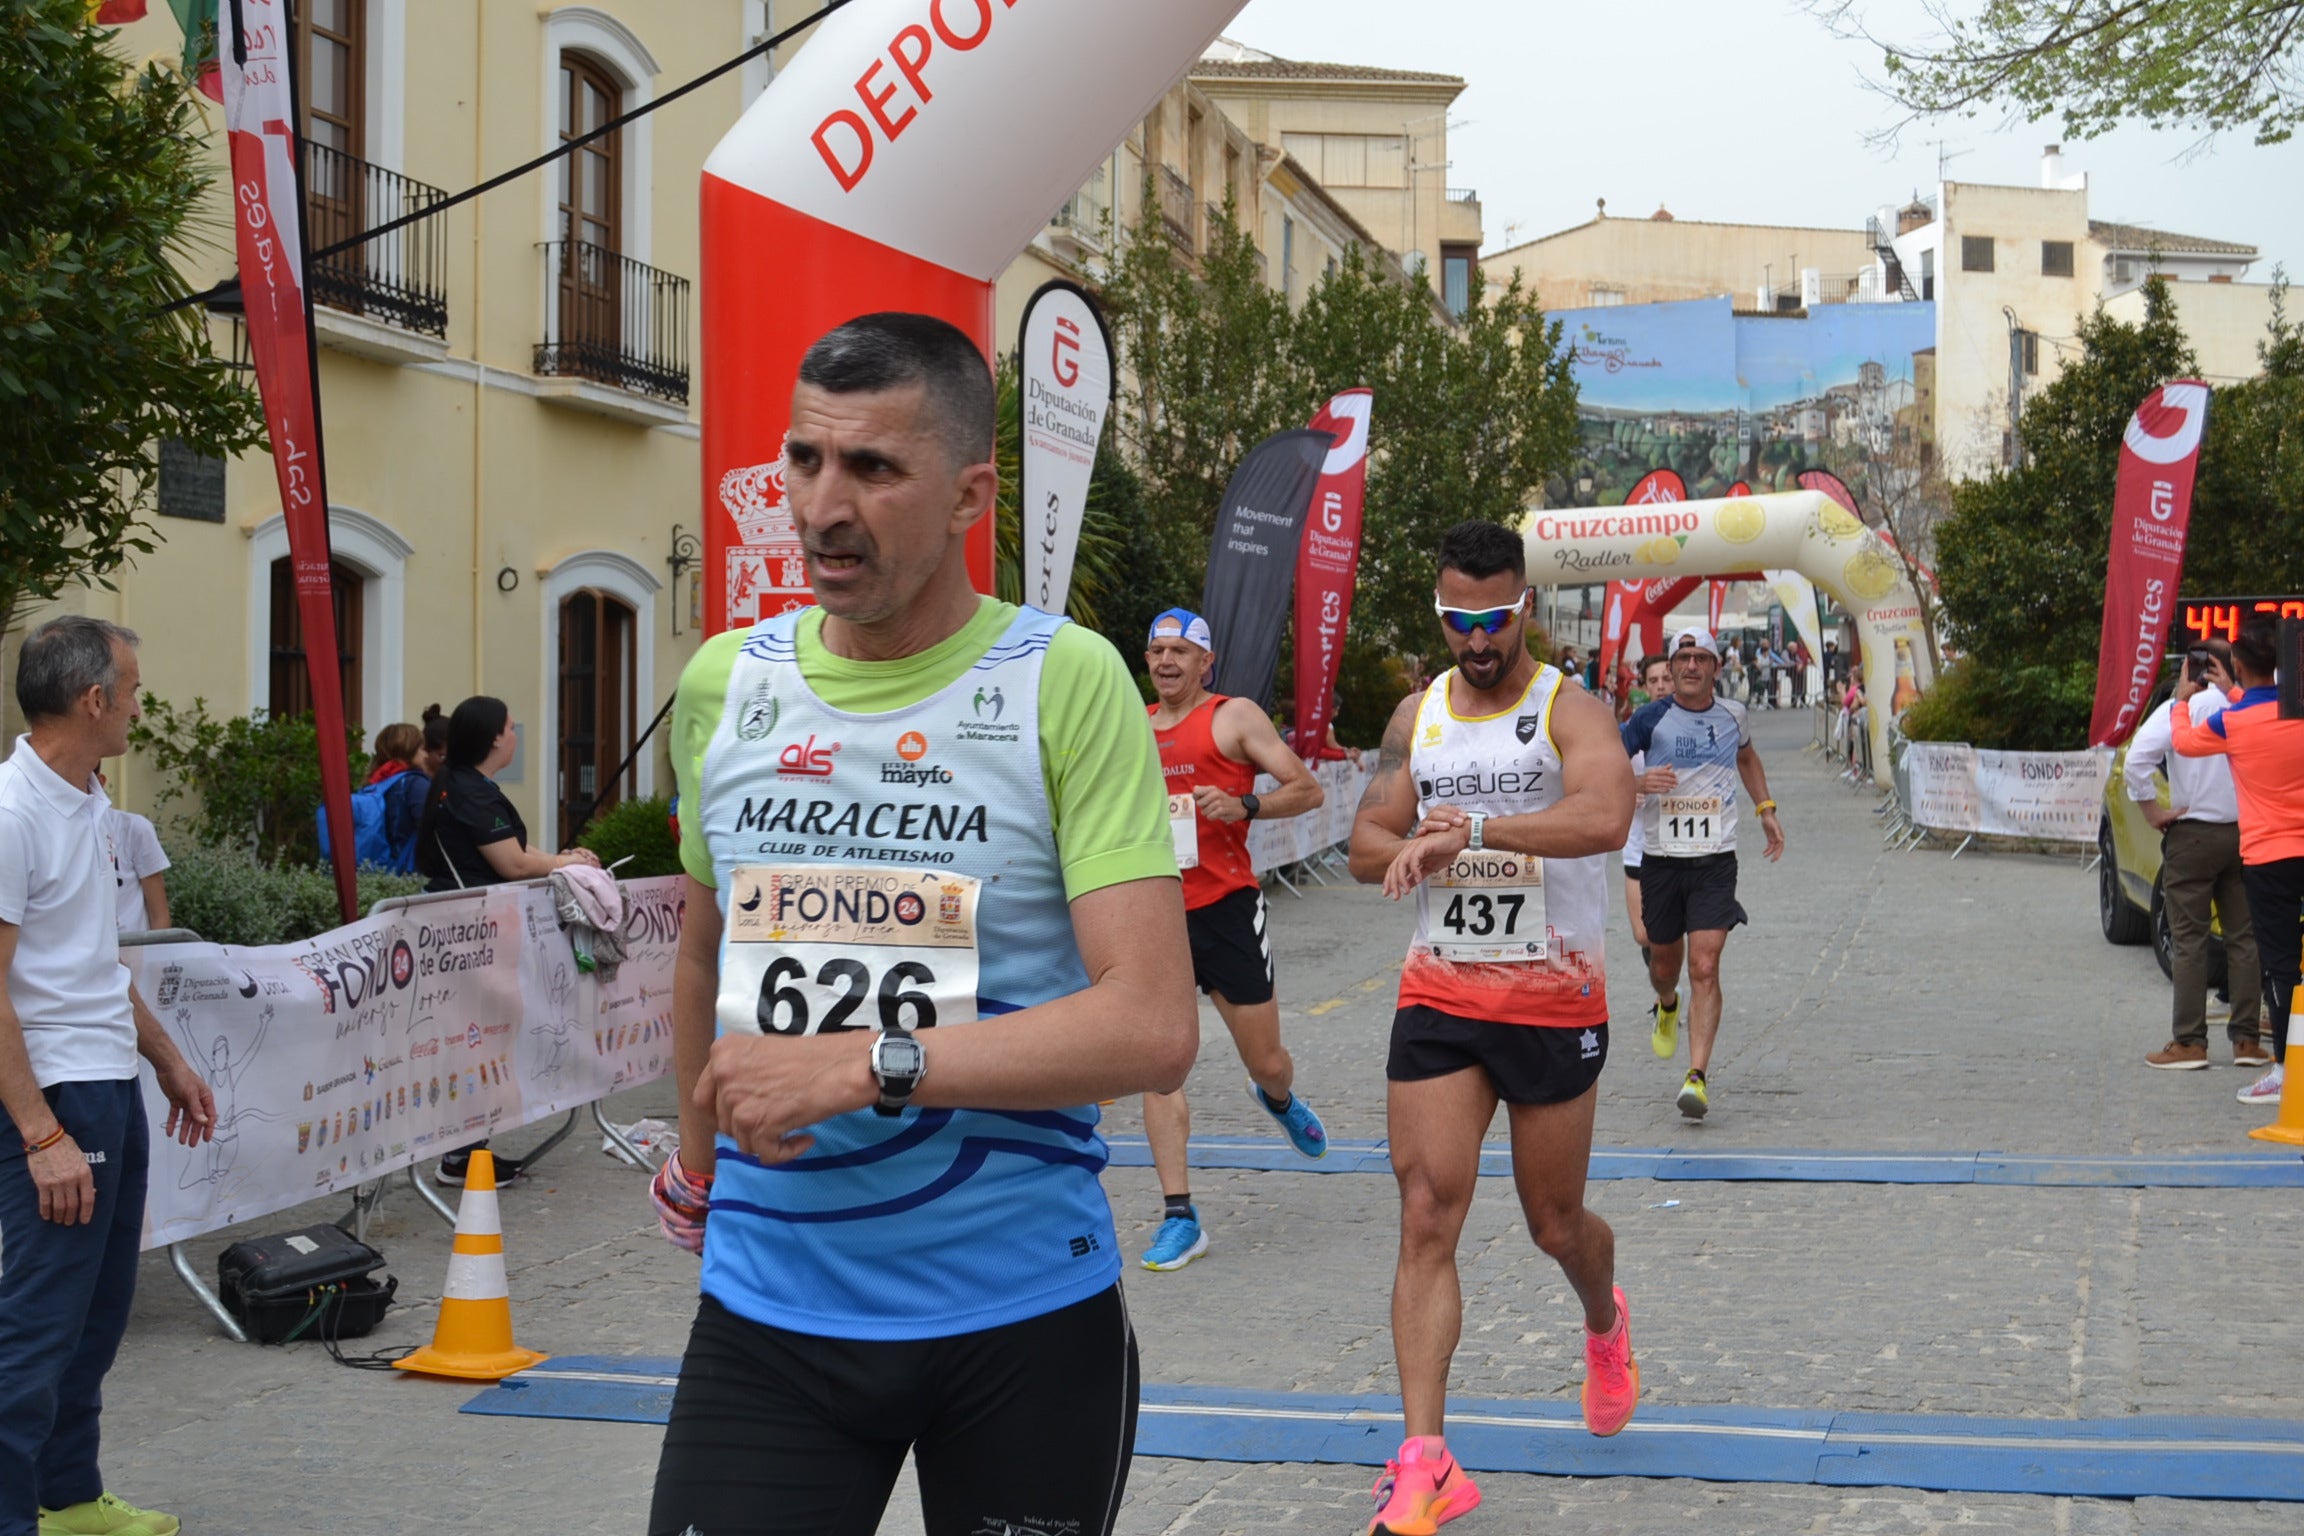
[1928,139,1972,180]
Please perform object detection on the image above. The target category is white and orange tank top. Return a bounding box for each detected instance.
[1397,664,1609,1028]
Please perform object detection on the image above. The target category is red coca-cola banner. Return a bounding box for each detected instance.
[222,0,358,920]
[1292,388,1371,759]
[2090,382,2211,747]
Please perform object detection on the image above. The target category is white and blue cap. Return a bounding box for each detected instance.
[1147,607,1213,650]
[1671,625,1722,659]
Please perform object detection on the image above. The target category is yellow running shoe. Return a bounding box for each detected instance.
[39,1492,180,1536]
[1649,995,1680,1059]
[1676,1070,1710,1120]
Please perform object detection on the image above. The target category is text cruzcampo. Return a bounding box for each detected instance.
[734,796,989,845]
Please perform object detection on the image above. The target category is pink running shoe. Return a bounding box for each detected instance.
[1582,1285,1640,1436]
[1366,1436,1481,1536]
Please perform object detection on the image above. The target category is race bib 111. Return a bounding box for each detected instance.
[1655,795,1726,856]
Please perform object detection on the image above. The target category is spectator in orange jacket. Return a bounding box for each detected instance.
[2173,617,2304,1107]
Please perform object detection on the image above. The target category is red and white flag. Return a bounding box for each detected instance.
[1292,389,1371,759]
[222,0,359,919]
[2090,382,2210,746]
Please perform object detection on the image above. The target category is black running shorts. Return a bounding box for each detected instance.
[648,1285,1139,1536]
[1387,1004,1609,1105]
[1636,852,1747,945]
[1185,884,1274,1005]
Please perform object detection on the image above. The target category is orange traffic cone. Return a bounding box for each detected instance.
[2249,1042,2304,1146]
[394,1150,548,1380]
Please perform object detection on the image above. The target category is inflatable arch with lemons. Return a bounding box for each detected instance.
[1522,491,1931,788]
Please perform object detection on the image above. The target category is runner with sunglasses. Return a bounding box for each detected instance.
[1620,627,1784,1119]
[1348,520,1639,1536]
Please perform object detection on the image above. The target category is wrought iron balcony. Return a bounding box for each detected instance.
[301,143,449,337]
[535,241,691,406]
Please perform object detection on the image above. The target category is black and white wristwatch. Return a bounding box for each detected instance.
[1465,810,1489,851]
[870,1025,926,1117]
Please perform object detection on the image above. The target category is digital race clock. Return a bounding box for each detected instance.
[2174,595,2304,645]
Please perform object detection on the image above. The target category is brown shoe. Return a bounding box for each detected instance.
[2234,1037,2274,1069]
[2145,1040,2210,1070]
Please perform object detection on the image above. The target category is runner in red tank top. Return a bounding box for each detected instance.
[1140,608,1331,1271]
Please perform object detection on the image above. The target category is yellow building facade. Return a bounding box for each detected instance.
[1484,206,1875,312]
[9,11,1422,855]
[18,1,765,851]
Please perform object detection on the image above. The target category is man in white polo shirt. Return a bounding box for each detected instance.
[1,617,214,1536]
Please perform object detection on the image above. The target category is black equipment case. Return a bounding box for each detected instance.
[216,1223,396,1344]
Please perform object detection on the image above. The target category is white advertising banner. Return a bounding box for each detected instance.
[1903,742,1982,836]
[129,877,686,1249]
[1246,758,1371,873]
[1902,745,2110,843]
[1970,748,2113,842]
[1018,281,1114,616]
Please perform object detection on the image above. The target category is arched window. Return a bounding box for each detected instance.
[268,557,366,723]
[557,588,638,845]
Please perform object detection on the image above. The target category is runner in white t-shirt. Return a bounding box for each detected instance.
[1619,628,1785,1119]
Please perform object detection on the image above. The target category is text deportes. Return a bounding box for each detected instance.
[811,0,1025,194]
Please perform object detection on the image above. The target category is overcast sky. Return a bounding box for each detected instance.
[1225,0,2304,290]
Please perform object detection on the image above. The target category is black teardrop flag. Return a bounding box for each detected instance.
[1200,429,1333,709]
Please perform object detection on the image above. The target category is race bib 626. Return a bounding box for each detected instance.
[717,866,980,1037]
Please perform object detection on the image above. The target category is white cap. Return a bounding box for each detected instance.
[1671,626,1722,659]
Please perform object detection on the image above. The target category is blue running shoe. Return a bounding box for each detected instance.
[1140,1214,1209,1272]
[1252,1082,1328,1160]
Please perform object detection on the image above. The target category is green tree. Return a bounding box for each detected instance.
[1915,277,2304,748]
[1099,193,1303,587]
[2188,271,2304,590]
[1096,217,1580,740]
[1819,0,2304,145]
[1297,248,1579,687]
[132,695,367,868]
[0,2,260,636]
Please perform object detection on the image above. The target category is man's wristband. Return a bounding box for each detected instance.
[26,1125,67,1154]
[1756,800,1779,814]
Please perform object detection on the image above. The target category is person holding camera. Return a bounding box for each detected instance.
[2128,639,2264,1071]
[2173,618,2304,1107]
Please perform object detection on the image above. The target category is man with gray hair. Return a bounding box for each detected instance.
[1,616,214,1536]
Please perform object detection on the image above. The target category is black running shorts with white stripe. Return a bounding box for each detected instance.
[1184,885,1275,1005]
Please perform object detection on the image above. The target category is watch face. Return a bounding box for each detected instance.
[876,1036,925,1080]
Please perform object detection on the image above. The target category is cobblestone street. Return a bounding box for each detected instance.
[104,711,2301,1533]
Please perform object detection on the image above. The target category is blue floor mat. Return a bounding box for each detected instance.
[462,1362,2304,1501]
[1101,1135,2304,1188]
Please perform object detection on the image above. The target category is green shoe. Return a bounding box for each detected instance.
[1675,1070,1709,1120]
[38,1492,181,1536]
[1650,996,1680,1060]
